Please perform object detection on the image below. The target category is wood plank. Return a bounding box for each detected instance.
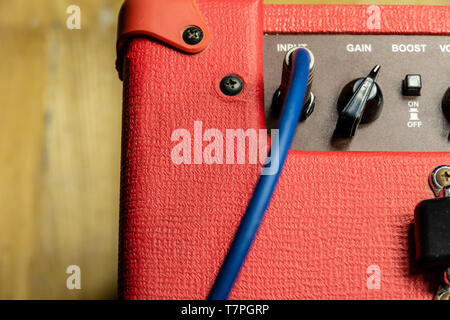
[0,0,123,299]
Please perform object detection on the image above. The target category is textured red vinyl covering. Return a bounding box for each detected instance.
[119,1,448,299]
[264,5,450,34]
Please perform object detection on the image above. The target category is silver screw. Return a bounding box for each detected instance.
[429,165,450,197]
[435,284,450,300]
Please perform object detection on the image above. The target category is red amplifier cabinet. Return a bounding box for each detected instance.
[117,0,450,299]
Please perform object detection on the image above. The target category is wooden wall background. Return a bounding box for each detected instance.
[0,0,444,300]
[0,0,123,299]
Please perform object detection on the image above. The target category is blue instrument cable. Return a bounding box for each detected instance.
[208,48,312,300]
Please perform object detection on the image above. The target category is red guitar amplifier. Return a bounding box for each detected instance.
[116,0,450,299]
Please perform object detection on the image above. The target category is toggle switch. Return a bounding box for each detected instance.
[402,74,422,96]
[335,65,383,138]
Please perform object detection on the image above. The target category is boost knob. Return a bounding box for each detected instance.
[442,87,450,123]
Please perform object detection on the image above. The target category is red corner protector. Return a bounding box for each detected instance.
[116,0,211,80]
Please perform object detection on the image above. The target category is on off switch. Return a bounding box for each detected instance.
[402,74,422,96]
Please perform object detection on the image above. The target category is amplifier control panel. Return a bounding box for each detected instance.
[264,35,450,152]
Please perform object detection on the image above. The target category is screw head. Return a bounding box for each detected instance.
[435,285,450,300]
[436,168,450,187]
[429,165,450,197]
[183,26,203,45]
[220,75,243,96]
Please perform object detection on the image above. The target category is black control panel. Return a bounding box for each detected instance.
[264,35,450,152]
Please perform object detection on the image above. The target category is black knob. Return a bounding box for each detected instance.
[442,87,450,123]
[336,65,383,138]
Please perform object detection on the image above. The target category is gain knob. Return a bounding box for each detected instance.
[336,65,383,138]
